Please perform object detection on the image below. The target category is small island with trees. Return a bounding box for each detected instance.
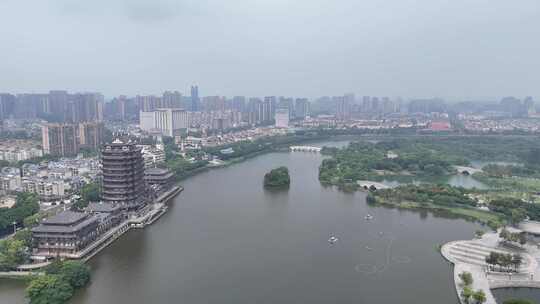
[263,167,291,188]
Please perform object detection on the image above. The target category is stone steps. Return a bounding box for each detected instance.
[454,242,510,255]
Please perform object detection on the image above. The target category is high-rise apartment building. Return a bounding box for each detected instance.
[275,108,289,128]
[79,122,104,151]
[334,95,351,121]
[139,108,190,137]
[191,86,200,111]
[101,139,147,210]
[41,123,79,157]
[232,96,246,113]
[0,93,16,120]
[162,91,183,108]
[67,93,104,123]
[294,98,309,119]
[47,90,69,122]
[136,95,162,112]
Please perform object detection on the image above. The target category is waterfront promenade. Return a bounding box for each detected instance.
[441,230,540,304]
[0,185,183,277]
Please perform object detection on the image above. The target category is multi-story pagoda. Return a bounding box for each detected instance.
[101,139,147,210]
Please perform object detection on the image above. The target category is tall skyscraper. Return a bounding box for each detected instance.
[139,108,190,137]
[275,108,289,128]
[41,123,79,157]
[78,122,104,151]
[334,95,351,121]
[14,94,47,119]
[263,96,277,123]
[362,96,371,113]
[162,91,182,108]
[247,97,262,125]
[0,93,16,120]
[101,139,147,210]
[294,98,309,119]
[67,93,104,123]
[191,86,200,111]
[232,96,246,112]
[136,95,162,113]
[524,96,536,116]
[48,90,69,122]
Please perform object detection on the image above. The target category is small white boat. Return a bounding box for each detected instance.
[365,214,374,220]
[365,246,373,251]
[328,236,339,244]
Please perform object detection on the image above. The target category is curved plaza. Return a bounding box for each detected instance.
[441,228,540,304]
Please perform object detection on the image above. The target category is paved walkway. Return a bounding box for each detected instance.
[441,231,540,304]
[519,220,540,235]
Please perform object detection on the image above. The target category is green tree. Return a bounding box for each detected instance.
[81,182,100,203]
[510,208,527,225]
[0,239,28,271]
[59,261,91,289]
[461,286,473,303]
[511,254,523,272]
[26,275,74,304]
[263,167,291,188]
[518,232,527,245]
[72,182,100,210]
[459,271,473,286]
[24,213,45,228]
[13,229,33,248]
[44,259,64,275]
[475,230,485,238]
[473,290,487,304]
[0,192,39,231]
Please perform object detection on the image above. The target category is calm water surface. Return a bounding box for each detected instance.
[3,141,481,304]
[492,288,540,303]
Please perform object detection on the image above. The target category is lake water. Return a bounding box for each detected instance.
[1,141,482,304]
[378,174,488,189]
[492,287,540,303]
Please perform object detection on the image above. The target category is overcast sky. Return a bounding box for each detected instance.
[0,0,539,100]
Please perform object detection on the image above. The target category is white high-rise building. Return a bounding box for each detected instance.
[274,108,289,128]
[139,108,190,136]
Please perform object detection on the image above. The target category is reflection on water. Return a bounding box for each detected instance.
[377,174,488,189]
[492,287,540,303]
[0,279,26,304]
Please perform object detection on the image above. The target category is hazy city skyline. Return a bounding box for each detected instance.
[1,0,539,100]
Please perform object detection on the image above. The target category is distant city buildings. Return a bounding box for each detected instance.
[294,98,310,119]
[0,139,43,162]
[191,85,200,111]
[334,94,352,121]
[41,122,104,156]
[140,108,190,137]
[274,108,289,128]
[42,123,79,157]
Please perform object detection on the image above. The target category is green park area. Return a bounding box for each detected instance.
[319,135,540,228]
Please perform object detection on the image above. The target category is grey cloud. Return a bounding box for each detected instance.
[0,0,539,99]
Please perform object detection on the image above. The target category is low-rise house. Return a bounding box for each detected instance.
[145,167,174,189]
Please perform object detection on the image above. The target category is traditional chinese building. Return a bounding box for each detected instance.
[101,139,148,210]
[31,211,99,258]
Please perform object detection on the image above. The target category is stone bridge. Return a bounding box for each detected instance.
[454,166,483,175]
[289,146,322,152]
